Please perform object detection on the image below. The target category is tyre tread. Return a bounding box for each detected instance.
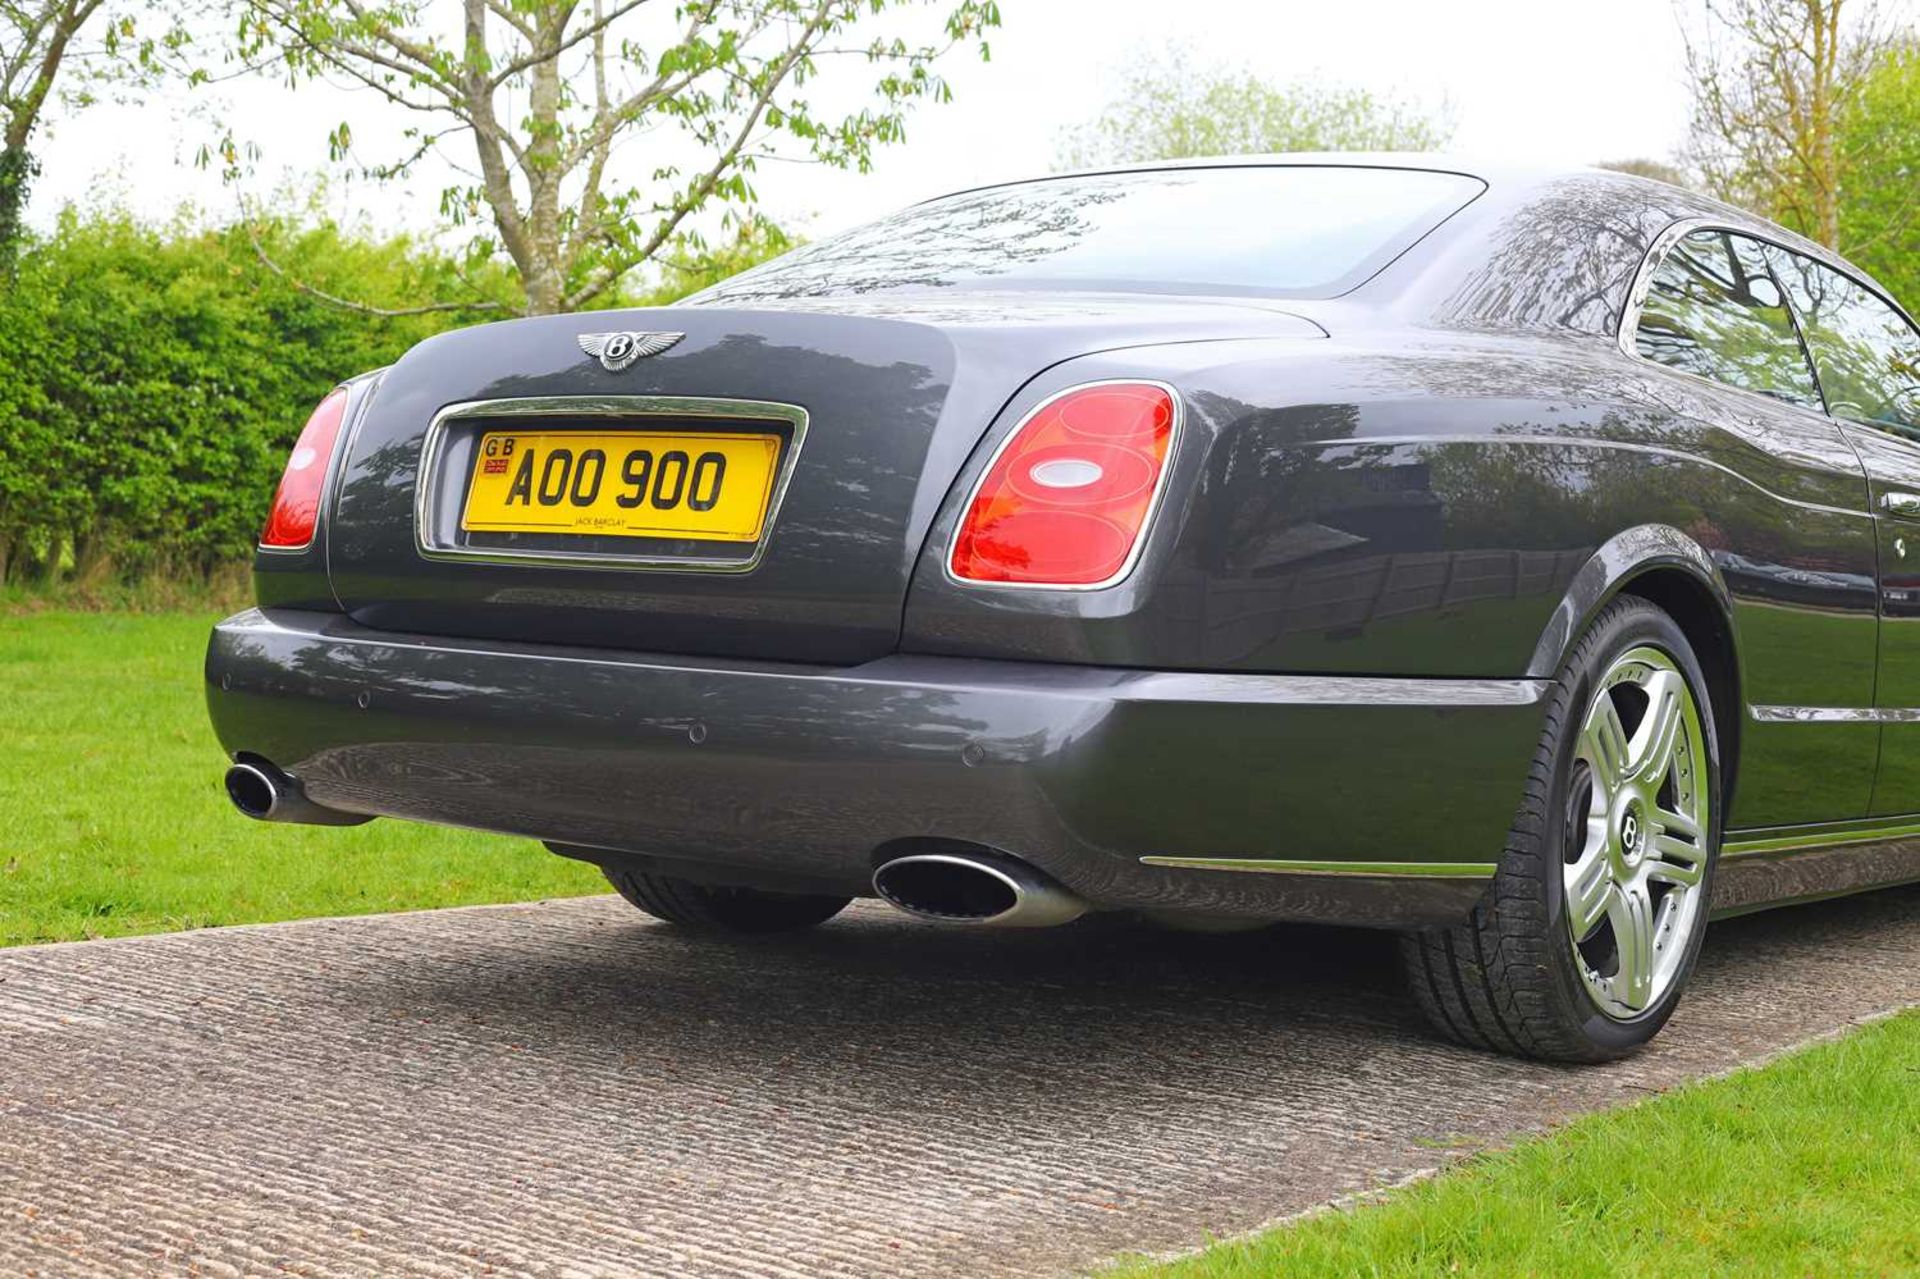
[603,867,850,934]
[1399,596,1711,1063]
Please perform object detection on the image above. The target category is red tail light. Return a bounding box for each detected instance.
[260,388,350,550]
[949,381,1179,586]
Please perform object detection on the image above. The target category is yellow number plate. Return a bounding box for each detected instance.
[461,429,782,542]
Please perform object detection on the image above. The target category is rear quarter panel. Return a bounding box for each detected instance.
[902,331,1879,828]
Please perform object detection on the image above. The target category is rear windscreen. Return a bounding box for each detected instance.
[694,166,1486,302]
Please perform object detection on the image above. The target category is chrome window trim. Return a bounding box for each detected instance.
[1766,247,1920,436]
[943,378,1184,592]
[1614,217,1828,411]
[1618,216,1919,417]
[1617,216,1708,362]
[1139,856,1498,880]
[412,394,810,574]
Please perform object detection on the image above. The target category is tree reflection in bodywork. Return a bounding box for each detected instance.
[1632,229,1822,409]
[1769,249,1920,435]
[691,167,1485,302]
[1434,174,1683,336]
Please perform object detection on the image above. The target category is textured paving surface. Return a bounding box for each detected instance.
[3,885,1918,1278]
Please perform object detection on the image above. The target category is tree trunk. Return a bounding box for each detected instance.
[0,145,34,277]
[72,528,111,584]
[2,0,99,274]
[1809,0,1843,248]
[520,10,566,315]
[35,533,65,584]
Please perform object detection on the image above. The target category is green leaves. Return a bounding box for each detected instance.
[229,0,1001,312]
[1054,47,1453,172]
[1837,38,1920,311]
[0,211,503,583]
[1681,0,1907,255]
[1684,5,1916,313]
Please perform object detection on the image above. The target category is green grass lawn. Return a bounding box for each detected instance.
[0,610,602,946]
[1115,1009,1920,1278]
[7,615,1917,1279]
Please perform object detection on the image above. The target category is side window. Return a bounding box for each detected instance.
[1633,229,1822,409]
[1771,252,1920,438]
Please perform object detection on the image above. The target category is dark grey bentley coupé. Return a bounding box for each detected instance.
[206,156,1920,1061]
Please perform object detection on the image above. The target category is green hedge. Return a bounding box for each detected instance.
[0,213,487,584]
[0,212,792,588]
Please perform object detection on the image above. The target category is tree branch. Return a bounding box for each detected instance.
[563,0,833,308]
[4,0,103,149]
[485,0,653,88]
[243,210,507,317]
[457,0,538,287]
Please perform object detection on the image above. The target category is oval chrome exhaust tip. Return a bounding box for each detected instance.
[224,762,282,820]
[872,850,1086,928]
[222,758,373,827]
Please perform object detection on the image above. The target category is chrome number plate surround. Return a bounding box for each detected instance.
[414,395,810,574]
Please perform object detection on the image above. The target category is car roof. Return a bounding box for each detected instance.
[1004,155,1912,319]
[929,152,1628,203]
[924,152,1824,259]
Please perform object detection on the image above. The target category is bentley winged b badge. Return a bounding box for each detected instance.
[578,330,685,372]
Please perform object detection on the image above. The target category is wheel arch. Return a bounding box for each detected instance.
[1529,525,1743,808]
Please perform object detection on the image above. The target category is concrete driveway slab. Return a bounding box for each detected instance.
[2,885,1917,1277]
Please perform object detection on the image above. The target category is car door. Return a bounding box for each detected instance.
[1771,248,1920,816]
[1630,227,1880,826]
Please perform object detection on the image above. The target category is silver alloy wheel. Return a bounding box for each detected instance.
[1565,645,1712,1020]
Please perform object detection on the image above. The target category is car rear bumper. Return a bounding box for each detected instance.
[205,608,1550,928]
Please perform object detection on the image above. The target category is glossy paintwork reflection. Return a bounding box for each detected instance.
[330,320,952,663]
[1424,173,1689,336]
[1770,250,1920,817]
[228,159,1920,918]
[695,166,1484,302]
[1834,422,1920,816]
[898,321,1877,827]
[206,608,1545,926]
[322,298,1323,664]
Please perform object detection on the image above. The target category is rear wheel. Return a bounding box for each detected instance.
[603,867,852,934]
[1402,596,1720,1062]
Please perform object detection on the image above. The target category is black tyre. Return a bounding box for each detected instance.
[1402,596,1722,1062]
[603,867,852,934]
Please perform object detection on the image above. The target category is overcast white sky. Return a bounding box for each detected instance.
[28,0,1703,242]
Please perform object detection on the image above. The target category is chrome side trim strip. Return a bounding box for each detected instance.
[1723,817,1920,859]
[413,394,811,574]
[1119,674,1550,708]
[1749,704,1920,723]
[1159,826,1920,875]
[1140,856,1499,879]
